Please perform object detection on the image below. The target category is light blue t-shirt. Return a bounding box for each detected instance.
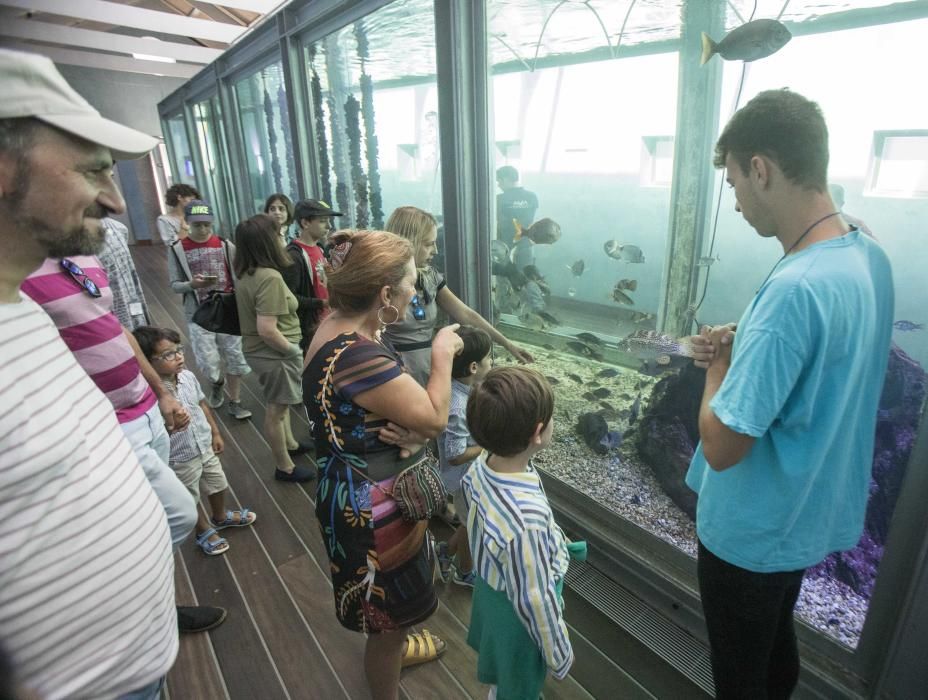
[685,230,894,572]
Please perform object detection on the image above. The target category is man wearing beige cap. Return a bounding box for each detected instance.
[0,48,211,699]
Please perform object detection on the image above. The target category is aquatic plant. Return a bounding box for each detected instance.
[277,84,297,195]
[307,48,333,206]
[354,21,383,229]
[262,86,283,193]
[344,94,369,228]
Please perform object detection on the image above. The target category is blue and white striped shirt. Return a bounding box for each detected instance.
[461,456,573,678]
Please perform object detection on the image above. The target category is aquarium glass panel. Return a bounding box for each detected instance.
[165,114,196,187]
[487,1,928,652]
[302,0,444,270]
[233,61,297,214]
[192,96,235,236]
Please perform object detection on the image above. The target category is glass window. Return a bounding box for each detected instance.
[164,114,196,187]
[487,1,928,653]
[303,0,443,266]
[866,130,928,197]
[192,96,236,236]
[233,61,298,213]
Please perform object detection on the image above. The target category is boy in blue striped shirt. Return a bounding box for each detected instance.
[462,367,581,699]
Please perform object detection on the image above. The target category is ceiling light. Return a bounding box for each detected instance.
[132,53,176,63]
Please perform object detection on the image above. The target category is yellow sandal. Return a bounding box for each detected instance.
[401,629,446,668]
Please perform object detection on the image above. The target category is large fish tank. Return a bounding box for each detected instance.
[161,0,928,693]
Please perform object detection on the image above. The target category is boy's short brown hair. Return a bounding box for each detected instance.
[467,366,554,457]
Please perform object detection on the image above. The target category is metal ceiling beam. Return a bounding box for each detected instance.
[194,0,278,13]
[0,17,223,63]
[2,39,202,78]
[0,0,245,43]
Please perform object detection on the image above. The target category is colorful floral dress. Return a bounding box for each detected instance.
[303,332,437,633]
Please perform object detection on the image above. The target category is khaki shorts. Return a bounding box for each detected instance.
[172,450,228,503]
[246,348,303,405]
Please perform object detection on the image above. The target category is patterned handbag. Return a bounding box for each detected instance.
[320,340,448,522]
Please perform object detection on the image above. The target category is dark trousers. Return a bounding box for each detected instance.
[697,540,806,700]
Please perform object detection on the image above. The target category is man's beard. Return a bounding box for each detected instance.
[5,161,107,258]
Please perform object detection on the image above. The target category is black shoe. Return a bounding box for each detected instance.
[275,465,315,482]
[287,441,314,457]
[177,605,227,633]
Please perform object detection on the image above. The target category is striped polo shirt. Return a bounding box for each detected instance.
[461,456,574,679]
[22,256,155,423]
[0,296,177,698]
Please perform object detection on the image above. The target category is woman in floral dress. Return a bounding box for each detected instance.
[302,230,462,700]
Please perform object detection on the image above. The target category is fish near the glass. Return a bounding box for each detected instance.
[575,332,603,346]
[566,340,603,361]
[617,329,690,371]
[515,217,562,245]
[616,279,637,291]
[537,311,561,326]
[628,310,655,324]
[893,320,924,332]
[700,18,792,65]
[612,285,635,306]
[567,259,585,276]
[604,240,645,263]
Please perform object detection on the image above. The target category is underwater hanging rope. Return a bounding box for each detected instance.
[263,85,283,193]
[354,21,384,229]
[277,84,297,193]
[308,48,333,207]
[344,94,369,228]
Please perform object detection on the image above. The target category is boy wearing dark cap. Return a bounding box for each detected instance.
[168,200,252,418]
[281,198,341,350]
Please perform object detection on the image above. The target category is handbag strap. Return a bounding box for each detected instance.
[318,338,396,500]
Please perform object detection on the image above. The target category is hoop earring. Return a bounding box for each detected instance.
[377,304,400,327]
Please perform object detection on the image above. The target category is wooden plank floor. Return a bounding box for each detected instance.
[132,246,596,700]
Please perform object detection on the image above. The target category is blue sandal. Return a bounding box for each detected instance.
[211,508,256,530]
[196,528,229,556]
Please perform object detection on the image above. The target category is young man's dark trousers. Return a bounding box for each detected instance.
[697,540,806,700]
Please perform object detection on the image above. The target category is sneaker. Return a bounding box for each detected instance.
[227,400,252,420]
[208,380,225,408]
[274,465,315,482]
[451,564,476,588]
[435,542,452,583]
[177,605,227,633]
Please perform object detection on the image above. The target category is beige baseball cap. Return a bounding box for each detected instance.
[0,48,159,160]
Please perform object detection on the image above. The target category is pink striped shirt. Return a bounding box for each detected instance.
[22,256,155,423]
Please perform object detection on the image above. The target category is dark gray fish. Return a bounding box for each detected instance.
[545,375,560,385]
[521,218,562,245]
[612,285,635,306]
[577,412,615,455]
[596,368,619,378]
[616,279,637,291]
[628,310,655,323]
[537,311,561,326]
[541,343,556,350]
[567,373,584,383]
[582,391,598,402]
[567,259,585,276]
[592,387,611,399]
[629,394,642,423]
[518,312,545,331]
[490,239,510,266]
[566,341,603,361]
[700,19,792,65]
[603,240,645,263]
[575,332,603,346]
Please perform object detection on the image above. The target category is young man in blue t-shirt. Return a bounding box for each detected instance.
[686,89,894,699]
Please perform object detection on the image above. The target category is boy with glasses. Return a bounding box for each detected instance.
[135,325,257,556]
